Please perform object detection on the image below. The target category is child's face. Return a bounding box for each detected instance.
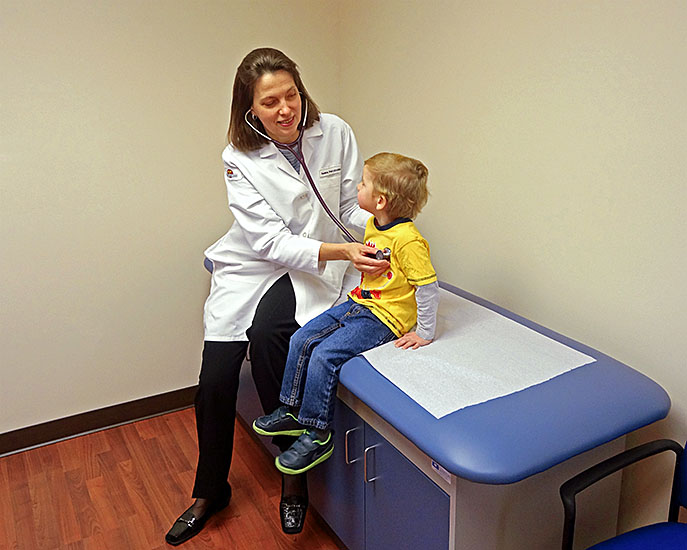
[357,166,380,214]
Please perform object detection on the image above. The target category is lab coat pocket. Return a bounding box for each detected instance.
[204,268,283,340]
[313,174,341,212]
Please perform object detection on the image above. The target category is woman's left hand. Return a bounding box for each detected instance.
[394,332,432,350]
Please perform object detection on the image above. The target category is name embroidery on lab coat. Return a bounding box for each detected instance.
[319,166,341,178]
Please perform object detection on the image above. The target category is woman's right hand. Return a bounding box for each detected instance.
[346,243,390,276]
[319,242,390,276]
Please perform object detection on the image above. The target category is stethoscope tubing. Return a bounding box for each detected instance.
[244,103,359,244]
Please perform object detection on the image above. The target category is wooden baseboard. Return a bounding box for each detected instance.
[0,386,197,456]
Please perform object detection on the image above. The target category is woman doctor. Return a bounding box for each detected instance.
[165,48,388,546]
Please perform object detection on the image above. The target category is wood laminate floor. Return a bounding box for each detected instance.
[0,408,344,549]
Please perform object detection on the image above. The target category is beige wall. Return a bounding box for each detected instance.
[2,0,685,537]
[1,0,342,433]
[337,0,686,531]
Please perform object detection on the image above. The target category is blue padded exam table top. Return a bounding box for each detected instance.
[339,282,670,485]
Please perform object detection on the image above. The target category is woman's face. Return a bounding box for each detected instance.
[251,70,302,144]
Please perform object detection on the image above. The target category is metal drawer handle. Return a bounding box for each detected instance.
[345,428,361,464]
[364,444,380,483]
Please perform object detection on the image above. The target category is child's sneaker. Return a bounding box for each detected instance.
[275,430,334,474]
[253,405,307,437]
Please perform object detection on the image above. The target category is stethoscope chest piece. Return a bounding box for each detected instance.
[374,248,391,261]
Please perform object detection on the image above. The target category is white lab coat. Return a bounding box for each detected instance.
[203,113,371,341]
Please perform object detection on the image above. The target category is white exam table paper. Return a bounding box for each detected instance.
[362,289,594,418]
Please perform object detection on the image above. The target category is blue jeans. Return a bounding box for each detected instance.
[279,299,396,430]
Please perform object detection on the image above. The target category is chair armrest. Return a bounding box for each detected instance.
[560,439,683,550]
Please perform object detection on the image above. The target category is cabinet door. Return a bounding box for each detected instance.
[364,425,450,550]
[309,400,366,550]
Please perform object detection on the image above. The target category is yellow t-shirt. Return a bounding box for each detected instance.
[349,217,437,337]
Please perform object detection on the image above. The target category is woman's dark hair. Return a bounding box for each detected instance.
[228,48,320,152]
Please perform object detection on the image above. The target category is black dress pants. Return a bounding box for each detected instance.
[192,274,300,500]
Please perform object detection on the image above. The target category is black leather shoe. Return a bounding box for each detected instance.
[280,494,308,535]
[165,493,231,546]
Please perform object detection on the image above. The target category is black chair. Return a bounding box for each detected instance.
[560,439,686,549]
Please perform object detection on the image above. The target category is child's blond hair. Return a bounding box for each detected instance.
[364,153,429,220]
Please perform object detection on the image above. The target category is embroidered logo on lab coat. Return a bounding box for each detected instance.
[319,165,341,178]
[225,165,244,181]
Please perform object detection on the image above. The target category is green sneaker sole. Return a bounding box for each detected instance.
[274,444,334,475]
[252,421,307,438]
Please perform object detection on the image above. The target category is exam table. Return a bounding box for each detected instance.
[234,281,670,550]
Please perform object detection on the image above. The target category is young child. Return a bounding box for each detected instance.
[253,152,439,474]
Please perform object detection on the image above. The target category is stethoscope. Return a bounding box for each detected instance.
[244,99,359,243]
[244,99,391,261]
